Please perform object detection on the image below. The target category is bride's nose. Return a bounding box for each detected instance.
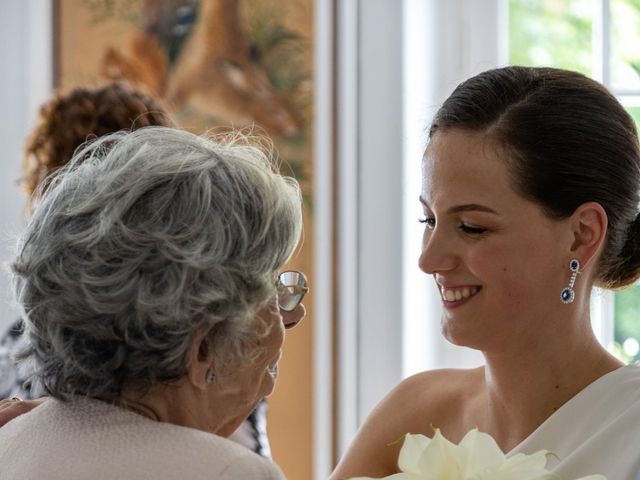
[419,228,458,275]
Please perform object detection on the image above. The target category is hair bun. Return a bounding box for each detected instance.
[602,213,640,289]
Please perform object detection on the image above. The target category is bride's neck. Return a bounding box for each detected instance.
[477,324,622,450]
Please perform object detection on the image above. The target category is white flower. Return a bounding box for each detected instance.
[349,428,607,480]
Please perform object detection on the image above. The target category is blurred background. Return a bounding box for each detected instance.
[1,1,639,479]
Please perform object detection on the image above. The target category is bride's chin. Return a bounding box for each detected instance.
[441,322,482,349]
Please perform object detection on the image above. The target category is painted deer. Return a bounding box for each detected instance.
[100,0,301,138]
[102,33,169,98]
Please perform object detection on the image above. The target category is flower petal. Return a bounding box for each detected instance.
[501,450,550,471]
[456,428,506,475]
[378,427,607,480]
[398,434,431,474]
[478,450,554,480]
[415,429,460,479]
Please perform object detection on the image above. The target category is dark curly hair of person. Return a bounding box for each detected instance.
[22,83,171,205]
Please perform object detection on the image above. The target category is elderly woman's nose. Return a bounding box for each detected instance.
[283,303,305,329]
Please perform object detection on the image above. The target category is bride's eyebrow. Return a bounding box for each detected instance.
[419,196,498,215]
[447,204,498,215]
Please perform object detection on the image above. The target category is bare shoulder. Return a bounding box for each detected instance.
[329,367,483,480]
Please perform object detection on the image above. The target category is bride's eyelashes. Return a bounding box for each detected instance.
[418,216,435,229]
[458,223,488,235]
[419,216,489,236]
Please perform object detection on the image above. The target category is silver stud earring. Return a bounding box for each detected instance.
[561,259,580,304]
[205,369,215,383]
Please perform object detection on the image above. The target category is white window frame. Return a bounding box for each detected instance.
[313,0,335,477]
[335,0,405,458]
[590,0,616,350]
[335,0,503,462]
[402,0,503,380]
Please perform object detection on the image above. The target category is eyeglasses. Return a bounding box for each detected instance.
[277,271,309,312]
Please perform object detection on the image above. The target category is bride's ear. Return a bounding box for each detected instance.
[568,201,608,268]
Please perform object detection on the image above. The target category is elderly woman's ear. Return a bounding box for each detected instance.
[186,331,215,391]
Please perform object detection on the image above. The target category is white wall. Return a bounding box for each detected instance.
[0,1,52,334]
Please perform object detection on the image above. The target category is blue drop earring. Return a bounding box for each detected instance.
[561,259,580,304]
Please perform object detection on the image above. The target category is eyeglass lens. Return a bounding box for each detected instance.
[278,271,308,311]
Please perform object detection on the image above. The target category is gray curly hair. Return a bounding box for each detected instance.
[11,126,303,400]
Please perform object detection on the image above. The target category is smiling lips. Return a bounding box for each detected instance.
[439,285,481,304]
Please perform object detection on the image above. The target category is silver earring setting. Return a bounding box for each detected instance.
[205,369,215,383]
[560,259,580,304]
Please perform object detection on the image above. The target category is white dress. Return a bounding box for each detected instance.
[510,364,640,480]
[0,396,285,480]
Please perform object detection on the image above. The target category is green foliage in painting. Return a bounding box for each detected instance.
[82,0,139,24]
[243,1,312,197]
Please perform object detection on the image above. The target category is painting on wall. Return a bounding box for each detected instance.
[58,0,312,186]
[55,1,315,478]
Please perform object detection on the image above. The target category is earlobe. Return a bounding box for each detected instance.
[569,201,608,268]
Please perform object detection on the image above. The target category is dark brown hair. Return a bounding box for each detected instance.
[430,66,640,289]
[23,83,171,204]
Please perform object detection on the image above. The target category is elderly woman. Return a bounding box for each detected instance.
[0,83,275,457]
[0,126,307,479]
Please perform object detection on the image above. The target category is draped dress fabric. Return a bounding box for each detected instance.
[0,396,285,480]
[510,364,640,480]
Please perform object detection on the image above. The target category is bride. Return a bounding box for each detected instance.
[330,66,640,480]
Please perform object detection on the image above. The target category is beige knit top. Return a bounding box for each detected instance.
[0,396,285,479]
